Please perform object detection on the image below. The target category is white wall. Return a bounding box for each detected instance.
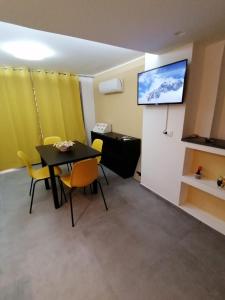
[182,39,225,139]
[141,44,193,204]
[210,42,225,139]
[79,77,96,144]
[194,40,225,137]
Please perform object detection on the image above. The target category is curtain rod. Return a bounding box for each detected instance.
[0,66,94,78]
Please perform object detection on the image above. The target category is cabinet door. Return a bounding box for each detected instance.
[91,131,141,178]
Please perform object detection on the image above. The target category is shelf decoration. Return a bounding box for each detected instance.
[217,176,225,188]
[195,165,202,179]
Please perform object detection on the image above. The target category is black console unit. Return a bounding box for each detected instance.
[91,131,141,179]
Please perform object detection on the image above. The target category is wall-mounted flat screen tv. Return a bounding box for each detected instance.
[137,59,188,105]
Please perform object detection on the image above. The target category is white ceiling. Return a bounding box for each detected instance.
[0,0,225,54]
[0,22,143,75]
[0,0,225,75]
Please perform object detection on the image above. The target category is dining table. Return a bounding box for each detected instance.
[36,141,101,209]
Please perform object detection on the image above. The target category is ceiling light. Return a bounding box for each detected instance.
[174,31,186,37]
[1,41,55,60]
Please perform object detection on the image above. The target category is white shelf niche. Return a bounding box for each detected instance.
[180,203,225,236]
[183,142,225,156]
[180,146,225,235]
[181,175,225,201]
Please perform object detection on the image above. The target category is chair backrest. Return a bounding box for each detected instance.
[17,150,33,177]
[70,158,98,188]
[44,136,61,145]
[91,139,103,164]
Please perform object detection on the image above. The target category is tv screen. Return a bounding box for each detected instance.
[137,59,188,105]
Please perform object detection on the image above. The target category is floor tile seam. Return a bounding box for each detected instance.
[171,221,202,243]
[63,196,122,226]
[175,219,203,240]
[78,230,120,300]
[109,204,184,247]
[76,210,117,231]
[172,241,225,290]
[176,221,225,252]
[128,205,183,238]
[142,242,223,297]
[147,234,189,264]
[75,200,133,230]
[177,239,225,279]
[133,203,203,240]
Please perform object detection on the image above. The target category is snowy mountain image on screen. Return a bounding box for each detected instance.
[138,60,186,104]
[147,78,183,102]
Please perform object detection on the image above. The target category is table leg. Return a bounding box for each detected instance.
[49,166,60,209]
[41,158,50,190]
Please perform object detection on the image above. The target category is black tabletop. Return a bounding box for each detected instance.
[91,131,140,141]
[36,141,101,166]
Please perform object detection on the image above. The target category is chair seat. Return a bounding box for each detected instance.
[59,158,108,227]
[32,166,61,180]
[60,174,72,188]
[91,139,108,185]
[17,149,63,214]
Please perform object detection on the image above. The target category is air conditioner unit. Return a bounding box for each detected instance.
[98,78,123,94]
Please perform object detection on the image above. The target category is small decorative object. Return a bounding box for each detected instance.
[195,166,202,179]
[217,176,225,188]
[54,140,75,152]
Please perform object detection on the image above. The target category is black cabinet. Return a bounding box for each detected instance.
[91,131,141,178]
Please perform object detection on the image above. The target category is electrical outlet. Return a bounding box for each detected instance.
[167,131,173,137]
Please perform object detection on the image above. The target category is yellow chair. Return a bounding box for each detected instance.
[17,150,61,213]
[60,158,108,227]
[43,136,61,145]
[92,139,109,185]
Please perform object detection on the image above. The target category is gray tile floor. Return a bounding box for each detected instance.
[0,166,225,300]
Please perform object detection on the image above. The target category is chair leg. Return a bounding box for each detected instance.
[69,190,75,227]
[29,178,34,196]
[100,164,109,185]
[97,181,108,210]
[66,163,72,172]
[62,186,67,203]
[58,177,63,206]
[60,181,63,206]
[30,180,39,214]
[58,178,67,205]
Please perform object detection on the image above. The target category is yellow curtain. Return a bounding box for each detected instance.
[0,68,41,170]
[31,71,86,143]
